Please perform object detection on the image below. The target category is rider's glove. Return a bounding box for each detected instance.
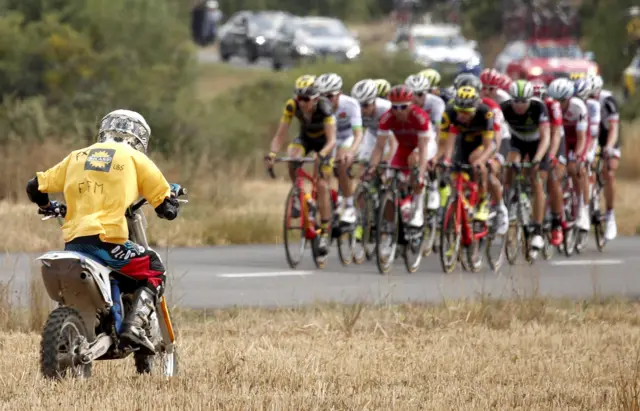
[604,147,615,158]
[155,196,180,220]
[38,201,66,217]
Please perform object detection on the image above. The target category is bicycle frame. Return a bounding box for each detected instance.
[447,166,486,247]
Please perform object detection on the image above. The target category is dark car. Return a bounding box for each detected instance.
[271,16,361,71]
[218,10,292,64]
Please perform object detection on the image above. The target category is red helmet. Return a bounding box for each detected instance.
[530,79,547,98]
[499,74,513,91]
[480,68,502,88]
[388,84,413,103]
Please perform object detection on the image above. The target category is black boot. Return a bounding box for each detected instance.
[120,286,157,354]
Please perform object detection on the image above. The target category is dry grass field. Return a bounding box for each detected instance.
[2,278,640,410]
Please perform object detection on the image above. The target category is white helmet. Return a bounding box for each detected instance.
[315,73,343,94]
[508,79,534,99]
[547,78,575,100]
[351,79,378,104]
[573,77,593,100]
[404,74,431,93]
[590,74,603,96]
[98,109,151,153]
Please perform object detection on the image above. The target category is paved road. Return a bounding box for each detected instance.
[1,236,638,308]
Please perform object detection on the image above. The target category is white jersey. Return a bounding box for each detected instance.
[598,89,620,133]
[422,94,445,126]
[585,98,601,139]
[562,96,588,142]
[335,94,362,141]
[358,98,394,161]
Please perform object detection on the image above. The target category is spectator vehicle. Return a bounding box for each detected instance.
[270,16,361,71]
[623,52,640,99]
[218,10,293,63]
[496,39,598,84]
[384,23,481,73]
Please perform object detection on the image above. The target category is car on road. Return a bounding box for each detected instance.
[496,39,599,84]
[270,16,361,71]
[218,10,293,64]
[623,52,640,99]
[384,23,481,73]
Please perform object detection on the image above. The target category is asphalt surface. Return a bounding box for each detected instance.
[1,236,638,308]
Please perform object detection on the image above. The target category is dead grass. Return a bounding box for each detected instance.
[2,286,640,409]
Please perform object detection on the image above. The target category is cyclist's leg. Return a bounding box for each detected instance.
[310,138,333,240]
[287,135,307,183]
[505,138,523,199]
[600,133,620,239]
[468,145,488,198]
[335,136,356,223]
[528,140,548,248]
[548,138,567,244]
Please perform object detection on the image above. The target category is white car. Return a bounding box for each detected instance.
[385,24,480,70]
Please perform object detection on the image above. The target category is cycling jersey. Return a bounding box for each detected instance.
[561,96,589,159]
[423,93,445,126]
[494,89,511,104]
[359,98,393,161]
[598,90,621,156]
[543,97,564,128]
[281,97,335,138]
[585,98,601,140]
[500,98,550,142]
[36,141,171,244]
[440,103,495,164]
[334,94,362,148]
[379,105,433,168]
[282,97,336,155]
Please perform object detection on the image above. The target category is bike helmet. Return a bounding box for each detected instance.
[453,73,482,91]
[480,68,502,88]
[547,78,575,100]
[373,79,391,98]
[98,109,151,153]
[573,77,592,99]
[453,86,480,110]
[419,68,441,88]
[530,79,547,99]
[456,57,482,77]
[499,74,513,91]
[388,85,413,103]
[315,73,343,94]
[440,85,456,104]
[404,74,431,93]
[351,79,378,104]
[294,75,318,98]
[508,79,534,100]
[589,74,603,96]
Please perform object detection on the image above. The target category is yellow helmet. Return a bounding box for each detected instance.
[294,75,318,97]
[454,86,479,110]
[373,79,391,98]
[419,68,441,88]
[569,72,586,80]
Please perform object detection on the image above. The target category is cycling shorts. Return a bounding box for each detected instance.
[357,129,395,161]
[288,134,329,156]
[566,136,593,162]
[509,137,549,170]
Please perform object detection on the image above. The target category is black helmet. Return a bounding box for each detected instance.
[453,73,482,92]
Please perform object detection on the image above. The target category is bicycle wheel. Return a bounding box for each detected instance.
[403,205,426,273]
[591,184,607,253]
[376,189,399,275]
[542,225,554,260]
[485,212,506,272]
[283,187,307,268]
[465,224,484,273]
[439,198,460,274]
[562,190,578,257]
[354,184,376,261]
[421,191,438,257]
[505,197,522,265]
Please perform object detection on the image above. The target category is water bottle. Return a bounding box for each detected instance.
[400,196,413,223]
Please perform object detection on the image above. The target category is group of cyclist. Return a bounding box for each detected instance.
[265,63,621,260]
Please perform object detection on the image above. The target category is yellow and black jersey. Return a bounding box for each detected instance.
[280,96,336,138]
[439,103,495,147]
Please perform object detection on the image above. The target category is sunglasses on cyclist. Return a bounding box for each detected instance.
[360,100,375,108]
[391,103,410,111]
[512,97,529,103]
[324,92,339,98]
[297,95,317,102]
[483,86,497,92]
[414,91,425,98]
[453,105,476,113]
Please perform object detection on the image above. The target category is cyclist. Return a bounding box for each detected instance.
[352,79,397,163]
[405,74,445,138]
[26,109,181,353]
[373,79,391,99]
[367,85,435,228]
[440,86,509,235]
[265,75,337,256]
[591,74,620,240]
[501,80,551,252]
[480,69,512,104]
[547,77,590,232]
[479,69,511,182]
[531,79,567,245]
[315,73,364,225]
[419,68,442,96]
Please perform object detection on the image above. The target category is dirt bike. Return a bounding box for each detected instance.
[36,186,187,379]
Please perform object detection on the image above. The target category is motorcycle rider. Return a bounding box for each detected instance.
[26,109,180,354]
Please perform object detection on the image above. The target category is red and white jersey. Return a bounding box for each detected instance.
[543,97,563,127]
[585,97,601,139]
[482,96,510,139]
[378,104,431,152]
[561,96,588,144]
